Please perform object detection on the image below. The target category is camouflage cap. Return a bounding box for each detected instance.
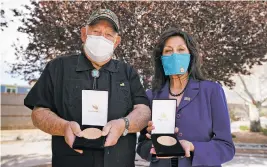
[87,9,120,32]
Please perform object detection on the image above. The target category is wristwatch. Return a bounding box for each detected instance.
[122,117,129,136]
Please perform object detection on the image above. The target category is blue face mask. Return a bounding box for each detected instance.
[161,53,191,76]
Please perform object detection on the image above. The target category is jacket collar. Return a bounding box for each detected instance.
[156,78,200,111]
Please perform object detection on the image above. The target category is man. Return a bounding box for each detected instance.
[24,9,151,167]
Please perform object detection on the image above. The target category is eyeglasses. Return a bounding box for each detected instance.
[89,29,116,42]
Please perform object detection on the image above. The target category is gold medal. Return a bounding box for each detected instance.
[81,128,102,139]
[157,136,177,146]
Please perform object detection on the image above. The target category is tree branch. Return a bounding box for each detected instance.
[233,90,252,104]
[262,96,267,104]
[238,74,256,103]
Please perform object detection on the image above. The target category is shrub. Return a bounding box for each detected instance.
[261,128,267,136]
[231,134,236,138]
[239,125,249,131]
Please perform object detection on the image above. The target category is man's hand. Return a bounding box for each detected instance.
[102,119,125,147]
[64,121,83,154]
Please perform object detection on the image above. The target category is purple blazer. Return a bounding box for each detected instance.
[137,79,235,167]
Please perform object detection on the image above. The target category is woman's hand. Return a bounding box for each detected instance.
[145,121,194,158]
[149,140,194,158]
[179,140,194,157]
[145,121,155,139]
[145,121,179,139]
[145,121,179,158]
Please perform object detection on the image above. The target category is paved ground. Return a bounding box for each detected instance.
[1,129,267,167]
[2,140,267,167]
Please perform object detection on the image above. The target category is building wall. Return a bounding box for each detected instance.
[1,85,31,94]
[1,93,35,129]
[1,85,5,93]
[18,87,31,94]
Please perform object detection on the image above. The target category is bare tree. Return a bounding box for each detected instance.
[234,63,267,132]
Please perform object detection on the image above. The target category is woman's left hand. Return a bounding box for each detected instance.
[179,140,194,157]
[146,125,194,158]
[149,139,194,158]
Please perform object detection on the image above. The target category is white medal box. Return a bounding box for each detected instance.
[152,99,176,134]
[73,90,108,150]
[151,99,185,157]
[82,90,108,126]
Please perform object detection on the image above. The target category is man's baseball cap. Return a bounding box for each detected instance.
[87,9,120,32]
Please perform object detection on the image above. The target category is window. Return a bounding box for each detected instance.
[6,87,17,93]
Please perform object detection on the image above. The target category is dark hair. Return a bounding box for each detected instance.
[152,27,205,92]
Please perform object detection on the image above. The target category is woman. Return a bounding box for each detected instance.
[137,27,235,167]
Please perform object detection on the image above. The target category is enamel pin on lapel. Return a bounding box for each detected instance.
[184,97,191,101]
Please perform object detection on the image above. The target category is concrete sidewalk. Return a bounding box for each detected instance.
[1,140,267,167]
[1,129,267,167]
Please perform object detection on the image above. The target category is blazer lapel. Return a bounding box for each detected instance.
[156,81,170,99]
[178,78,200,111]
[153,79,200,111]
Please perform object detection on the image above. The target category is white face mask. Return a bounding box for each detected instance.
[84,35,114,63]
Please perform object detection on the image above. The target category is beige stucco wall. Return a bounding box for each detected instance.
[1,93,35,129]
